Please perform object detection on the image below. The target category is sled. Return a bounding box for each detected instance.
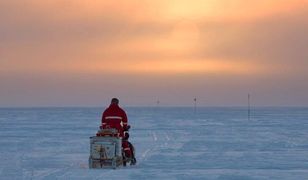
[89,129,123,169]
[89,128,136,169]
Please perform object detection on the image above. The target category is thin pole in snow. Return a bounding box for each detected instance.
[156,100,160,107]
[194,98,197,113]
[248,93,251,120]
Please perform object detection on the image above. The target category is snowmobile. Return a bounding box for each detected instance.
[89,126,136,169]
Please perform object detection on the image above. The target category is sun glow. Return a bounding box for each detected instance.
[160,0,308,21]
[64,59,266,75]
[2,0,307,77]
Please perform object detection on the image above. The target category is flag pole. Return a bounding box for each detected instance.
[248,93,251,120]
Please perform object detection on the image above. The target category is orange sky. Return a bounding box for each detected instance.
[1,0,308,106]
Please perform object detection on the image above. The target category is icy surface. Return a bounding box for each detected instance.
[1,107,308,179]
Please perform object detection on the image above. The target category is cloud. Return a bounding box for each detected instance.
[193,8,308,76]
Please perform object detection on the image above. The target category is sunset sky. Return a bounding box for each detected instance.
[1,0,308,107]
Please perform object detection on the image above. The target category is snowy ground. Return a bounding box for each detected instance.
[1,107,308,179]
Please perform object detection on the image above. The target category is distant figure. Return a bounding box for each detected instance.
[101,98,128,137]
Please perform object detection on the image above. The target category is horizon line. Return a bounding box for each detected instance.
[0,105,307,109]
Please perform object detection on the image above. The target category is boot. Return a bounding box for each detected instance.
[130,157,136,165]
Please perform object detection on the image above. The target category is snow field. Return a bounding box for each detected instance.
[0,107,308,179]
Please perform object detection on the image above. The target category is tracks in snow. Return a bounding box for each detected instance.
[138,130,172,164]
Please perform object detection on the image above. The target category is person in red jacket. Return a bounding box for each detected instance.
[122,132,136,166]
[100,98,136,165]
[101,98,128,137]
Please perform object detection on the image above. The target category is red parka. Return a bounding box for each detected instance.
[101,103,128,137]
[122,140,132,158]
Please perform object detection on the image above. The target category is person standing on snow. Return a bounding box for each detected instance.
[122,133,136,165]
[101,98,128,137]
